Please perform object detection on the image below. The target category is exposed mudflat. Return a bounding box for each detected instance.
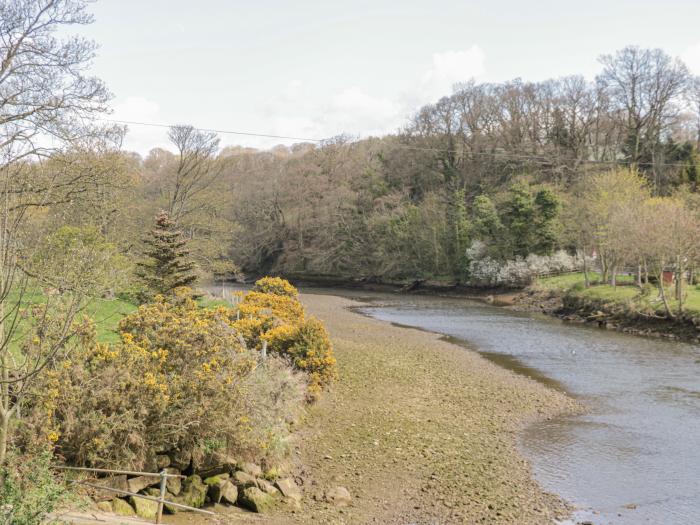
[246,293,577,524]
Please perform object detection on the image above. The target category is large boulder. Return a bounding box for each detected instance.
[112,498,136,516]
[275,478,302,502]
[204,474,230,504]
[168,449,192,471]
[198,451,238,478]
[129,495,159,520]
[127,475,159,494]
[93,475,128,501]
[238,486,275,513]
[231,470,257,489]
[325,486,351,507]
[165,468,182,496]
[256,478,280,497]
[95,501,112,513]
[209,480,238,505]
[172,475,207,509]
[156,454,171,469]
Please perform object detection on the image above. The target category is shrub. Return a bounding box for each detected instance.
[31,292,296,470]
[233,280,337,398]
[252,277,298,298]
[0,451,72,525]
[264,317,337,399]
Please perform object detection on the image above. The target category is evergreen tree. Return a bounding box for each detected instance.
[137,211,197,297]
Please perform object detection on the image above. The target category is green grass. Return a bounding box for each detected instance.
[537,272,635,292]
[83,296,138,343]
[4,286,137,352]
[536,272,700,317]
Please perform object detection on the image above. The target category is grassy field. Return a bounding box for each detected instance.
[536,272,700,316]
[4,287,138,351]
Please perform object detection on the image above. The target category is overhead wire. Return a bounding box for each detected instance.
[103,118,698,169]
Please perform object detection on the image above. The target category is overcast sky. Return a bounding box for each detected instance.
[80,0,700,155]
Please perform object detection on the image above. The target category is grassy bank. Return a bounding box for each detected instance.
[225,293,577,525]
[522,272,700,341]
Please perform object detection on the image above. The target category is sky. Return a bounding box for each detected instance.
[79,0,700,155]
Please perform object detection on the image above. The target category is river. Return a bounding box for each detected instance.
[219,284,700,524]
[312,288,700,525]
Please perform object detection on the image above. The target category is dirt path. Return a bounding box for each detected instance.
[80,293,578,525]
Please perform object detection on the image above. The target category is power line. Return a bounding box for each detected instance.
[105,118,697,169]
[103,119,323,143]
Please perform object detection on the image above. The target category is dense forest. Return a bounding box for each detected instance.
[80,46,700,290]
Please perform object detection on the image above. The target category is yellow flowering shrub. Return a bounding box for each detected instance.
[252,276,299,297]
[29,290,305,470]
[233,278,337,399]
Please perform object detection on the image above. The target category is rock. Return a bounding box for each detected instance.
[203,473,230,486]
[257,478,280,497]
[129,495,159,520]
[172,475,207,509]
[239,462,262,477]
[112,498,136,516]
[231,470,257,488]
[127,475,159,494]
[197,451,238,478]
[325,486,351,507]
[95,501,112,513]
[156,454,171,469]
[275,478,302,502]
[93,475,128,501]
[209,480,238,505]
[238,486,275,513]
[165,468,182,496]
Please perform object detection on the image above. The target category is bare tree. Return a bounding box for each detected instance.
[597,47,690,182]
[166,124,221,222]
[0,0,117,465]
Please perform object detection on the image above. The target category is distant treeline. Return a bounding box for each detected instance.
[47,46,700,286]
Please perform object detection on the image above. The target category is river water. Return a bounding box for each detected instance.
[316,289,700,525]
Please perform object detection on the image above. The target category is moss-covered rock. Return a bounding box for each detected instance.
[112,498,136,516]
[238,486,275,513]
[171,474,207,509]
[129,495,159,520]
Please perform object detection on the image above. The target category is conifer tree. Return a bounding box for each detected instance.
[137,211,197,297]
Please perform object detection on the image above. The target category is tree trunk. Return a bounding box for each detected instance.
[658,267,674,319]
[636,264,642,289]
[610,263,617,286]
[582,250,590,288]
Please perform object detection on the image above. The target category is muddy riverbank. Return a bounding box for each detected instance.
[240,293,577,524]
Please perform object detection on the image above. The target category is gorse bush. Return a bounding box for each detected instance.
[252,276,299,298]
[23,278,334,471]
[233,279,337,398]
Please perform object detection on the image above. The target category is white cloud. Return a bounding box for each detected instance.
[116,47,487,153]
[682,42,700,75]
[418,46,486,102]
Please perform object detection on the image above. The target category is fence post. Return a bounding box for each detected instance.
[156,469,167,524]
[261,340,267,361]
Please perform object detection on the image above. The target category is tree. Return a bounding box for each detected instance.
[137,211,198,297]
[0,0,117,467]
[532,188,561,255]
[597,47,689,183]
[166,125,221,222]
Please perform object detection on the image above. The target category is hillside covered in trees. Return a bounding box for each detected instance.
[93,46,700,292]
